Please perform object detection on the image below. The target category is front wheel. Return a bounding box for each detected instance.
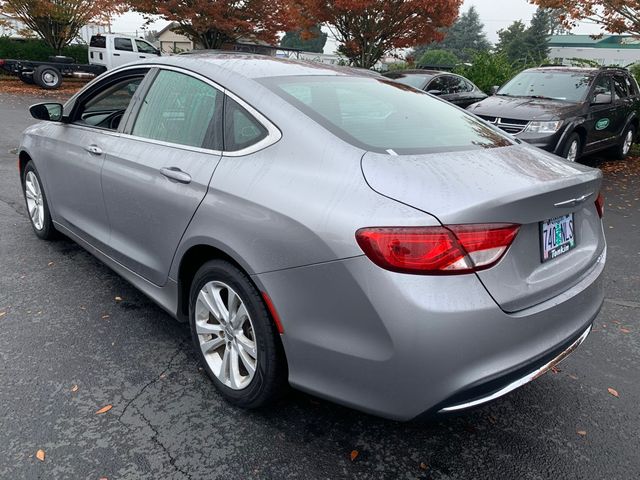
[189,260,288,408]
[561,133,581,162]
[22,161,57,240]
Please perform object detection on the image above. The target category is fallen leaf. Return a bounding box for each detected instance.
[350,450,359,461]
[47,261,54,266]
[550,365,561,374]
[101,314,110,319]
[0,311,5,318]
[487,414,497,424]
[95,404,113,415]
[36,449,45,461]
[115,296,122,302]
[568,374,579,380]
[99,477,108,480]
[577,430,587,436]
[620,328,631,334]
[419,462,428,470]
[71,384,78,393]
[607,387,619,398]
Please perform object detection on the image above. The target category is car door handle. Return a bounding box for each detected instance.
[113,53,120,56]
[160,167,191,184]
[139,55,146,58]
[84,145,103,155]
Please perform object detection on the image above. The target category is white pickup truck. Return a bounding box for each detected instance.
[0,34,160,89]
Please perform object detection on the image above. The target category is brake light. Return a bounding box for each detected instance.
[595,192,604,218]
[355,224,520,275]
[0,59,5,66]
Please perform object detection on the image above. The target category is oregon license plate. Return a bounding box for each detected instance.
[540,214,576,262]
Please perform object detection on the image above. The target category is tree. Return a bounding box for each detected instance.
[454,51,520,93]
[495,20,530,64]
[413,6,491,63]
[129,0,290,50]
[290,0,462,69]
[280,25,327,53]
[418,49,459,67]
[0,0,123,53]
[525,8,554,62]
[530,0,640,36]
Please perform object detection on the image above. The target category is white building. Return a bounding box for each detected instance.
[549,35,640,67]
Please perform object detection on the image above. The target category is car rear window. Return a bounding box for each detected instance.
[262,76,512,155]
[90,36,106,48]
[386,74,430,89]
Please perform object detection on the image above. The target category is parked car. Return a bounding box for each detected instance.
[384,69,487,108]
[88,34,161,70]
[467,66,640,162]
[18,54,606,421]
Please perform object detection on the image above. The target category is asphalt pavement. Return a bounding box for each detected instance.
[0,92,638,480]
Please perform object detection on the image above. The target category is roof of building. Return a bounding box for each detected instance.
[549,34,640,49]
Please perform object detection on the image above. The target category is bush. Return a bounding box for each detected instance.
[454,51,530,94]
[630,63,640,85]
[0,37,88,63]
[417,49,459,68]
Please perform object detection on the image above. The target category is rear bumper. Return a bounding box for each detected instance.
[254,248,605,421]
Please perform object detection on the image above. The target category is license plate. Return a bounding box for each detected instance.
[540,214,576,262]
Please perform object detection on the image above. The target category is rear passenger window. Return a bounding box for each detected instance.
[223,97,268,152]
[114,38,133,52]
[90,35,106,48]
[132,70,221,149]
[613,76,628,100]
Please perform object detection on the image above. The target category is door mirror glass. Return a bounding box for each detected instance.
[29,103,63,121]
[592,93,612,105]
[490,85,500,95]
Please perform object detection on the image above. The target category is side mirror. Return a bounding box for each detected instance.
[490,85,500,95]
[592,93,612,105]
[155,48,161,56]
[427,89,443,96]
[29,103,63,122]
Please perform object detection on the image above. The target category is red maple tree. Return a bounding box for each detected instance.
[530,0,640,36]
[129,0,292,50]
[290,0,462,68]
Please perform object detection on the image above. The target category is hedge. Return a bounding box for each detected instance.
[0,37,88,63]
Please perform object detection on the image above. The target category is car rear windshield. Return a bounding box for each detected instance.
[498,70,594,102]
[385,74,430,89]
[262,76,512,155]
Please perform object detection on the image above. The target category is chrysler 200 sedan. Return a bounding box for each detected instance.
[18,53,606,420]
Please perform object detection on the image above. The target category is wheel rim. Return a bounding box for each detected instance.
[24,171,45,230]
[42,71,58,87]
[623,130,633,155]
[195,281,257,390]
[566,140,579,162]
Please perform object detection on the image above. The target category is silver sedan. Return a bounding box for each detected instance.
[18,53,606,420]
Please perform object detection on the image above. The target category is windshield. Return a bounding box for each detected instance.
[498,70,594,102]
[386,74,430,89]
[262,76,512,155]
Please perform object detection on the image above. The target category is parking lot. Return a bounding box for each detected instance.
[0,90,639,479]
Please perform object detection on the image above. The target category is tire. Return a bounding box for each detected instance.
[18,71,35,84]
[612,124,636,160]
[561,132,581,162]
[189,260,287,408]
[33,65,62,90]
[21,161,57,240]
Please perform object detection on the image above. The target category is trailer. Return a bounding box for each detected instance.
[0,55,107,89]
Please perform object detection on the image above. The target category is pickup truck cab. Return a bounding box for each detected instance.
[89,34,161,70]
[467,66,640,162]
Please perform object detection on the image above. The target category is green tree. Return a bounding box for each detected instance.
[496,8,558,66]
[280,24,327,53]
[495,20,531,65]
[413,6,491,63]
[454,51,520,94]
[525,8,553,62]
[418,49,459,67]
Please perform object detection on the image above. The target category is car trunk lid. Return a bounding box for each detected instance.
[361,145,605,312]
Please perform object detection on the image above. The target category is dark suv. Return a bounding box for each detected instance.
[467,66,640,162]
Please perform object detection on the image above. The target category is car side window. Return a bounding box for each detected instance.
[114,38,133,52]
[591,75,612,103]
[135,39,157,54]
[426,76,447,94]
[625,76,639,96]
[75,76,143,130]
[132,69,222,149]
[223,97,268,152]
[613,75,629,100]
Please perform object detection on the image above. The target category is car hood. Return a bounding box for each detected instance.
[467,95,583,121]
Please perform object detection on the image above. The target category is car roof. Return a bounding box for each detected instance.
[385,69,444,76]
[524,66,602,75]
[148,51,379,80]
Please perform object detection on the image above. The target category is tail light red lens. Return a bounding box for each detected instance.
[595,192,604,218]
[355,224,520,275]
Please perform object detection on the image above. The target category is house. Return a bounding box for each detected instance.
[156,22,194,54]
[548,34,640,67]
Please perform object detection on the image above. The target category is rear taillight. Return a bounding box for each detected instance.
[0,59,5,66]
[355,224,520,275]
[595,192,604,218]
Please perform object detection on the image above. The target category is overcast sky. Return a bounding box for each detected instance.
[111,0,604,51]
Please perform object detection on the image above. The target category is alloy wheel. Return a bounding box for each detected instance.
[623,130,633,156]
[25,171,45,230]
[194,281,258,390]
[42,70,59,88]
[566,140,579,162]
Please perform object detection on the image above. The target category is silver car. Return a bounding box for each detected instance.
[18,53,606,420]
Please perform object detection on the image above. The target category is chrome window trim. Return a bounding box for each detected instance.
[67,63,282,157]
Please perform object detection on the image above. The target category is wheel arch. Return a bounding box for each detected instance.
[18,150,32,180]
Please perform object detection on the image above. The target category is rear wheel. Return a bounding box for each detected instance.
[34,65,62,90]
[18,71,35,84]
[612,124,635,160]
[22,161,57,240]
[561,133,581,162]
[189,260,287,408]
